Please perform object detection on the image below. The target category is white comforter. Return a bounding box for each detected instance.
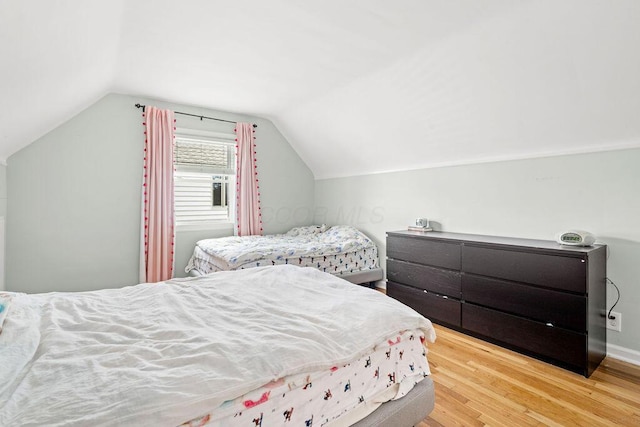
[0,265,435,427]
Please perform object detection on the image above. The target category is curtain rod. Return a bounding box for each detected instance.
[134,104,257,128]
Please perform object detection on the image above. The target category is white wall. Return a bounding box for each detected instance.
[314,148,640,357]
[279,0,640,180]
[6,93,315,293]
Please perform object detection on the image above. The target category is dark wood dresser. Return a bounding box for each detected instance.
[386,230,607,377]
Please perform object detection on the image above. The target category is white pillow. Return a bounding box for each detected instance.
[286,224,327,237]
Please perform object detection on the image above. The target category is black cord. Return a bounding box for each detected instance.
[606,277,620,319]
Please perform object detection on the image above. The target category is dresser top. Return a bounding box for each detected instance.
[387,230,605,254]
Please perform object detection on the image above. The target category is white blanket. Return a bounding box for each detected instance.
[0,265,435,427]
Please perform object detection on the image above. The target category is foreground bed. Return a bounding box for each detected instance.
[0,265,435,426]
[185,225,384,286]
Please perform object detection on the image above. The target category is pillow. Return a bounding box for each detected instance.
[285,224,328,237]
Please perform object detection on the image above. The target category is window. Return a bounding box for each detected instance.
[174,130,235,229]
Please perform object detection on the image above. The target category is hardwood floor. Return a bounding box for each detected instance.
[418,325,640,427]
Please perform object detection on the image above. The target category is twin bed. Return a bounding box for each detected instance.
[0,265,435,426]
[1,226,435,425]
[185,225,384,286]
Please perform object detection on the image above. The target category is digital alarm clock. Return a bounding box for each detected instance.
[556,230,595,247]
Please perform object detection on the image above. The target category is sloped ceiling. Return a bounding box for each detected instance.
[1,0,639,178]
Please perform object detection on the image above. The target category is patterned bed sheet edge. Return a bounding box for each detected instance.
[179,327,432,427]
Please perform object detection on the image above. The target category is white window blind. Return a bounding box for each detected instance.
[175,137,234,174]
[174,132,235,227]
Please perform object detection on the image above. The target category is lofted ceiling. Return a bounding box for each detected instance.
[1,0,639,178]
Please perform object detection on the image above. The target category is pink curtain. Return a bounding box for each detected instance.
[139,107,176,283]
[235,123,263,236]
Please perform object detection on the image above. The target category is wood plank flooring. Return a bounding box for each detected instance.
[418,325,640,426]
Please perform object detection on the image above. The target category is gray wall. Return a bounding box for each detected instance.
[0,164,6,217]
[314,148,640,355]
[5,92,639,357]
[6,93,314,293]
[0,164,5,291]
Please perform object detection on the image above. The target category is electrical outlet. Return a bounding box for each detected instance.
[606,311,622,332]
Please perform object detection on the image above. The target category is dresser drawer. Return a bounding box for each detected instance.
[387,281,461,327]
[462,275,586,332]
[387,235,461,270]
[387,259,461,298]
[462,245,587,293]
[462,304,586,372]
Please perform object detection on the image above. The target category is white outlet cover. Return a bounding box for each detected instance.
[606,312,622,332]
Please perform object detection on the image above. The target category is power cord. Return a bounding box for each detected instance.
[606,277,620,320]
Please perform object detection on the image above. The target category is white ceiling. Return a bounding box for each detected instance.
[1,0,639,178]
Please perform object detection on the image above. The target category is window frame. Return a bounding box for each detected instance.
[174,128,236,232]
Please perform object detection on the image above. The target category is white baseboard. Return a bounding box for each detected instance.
[607,343,640,366]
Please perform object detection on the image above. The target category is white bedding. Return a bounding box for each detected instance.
[0,265,435,427]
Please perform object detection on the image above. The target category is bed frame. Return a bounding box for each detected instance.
[355,377,435,426]
[338,267,384,287]
[188,266,385,287]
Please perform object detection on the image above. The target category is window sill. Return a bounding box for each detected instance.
[176,222,235,233]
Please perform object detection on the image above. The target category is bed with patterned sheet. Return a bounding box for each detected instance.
[0,265,435,427]
[185,225,384,286]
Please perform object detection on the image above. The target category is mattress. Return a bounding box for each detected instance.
[185,225,380,278]
[180,328,430,426]
[0,265,435,426]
